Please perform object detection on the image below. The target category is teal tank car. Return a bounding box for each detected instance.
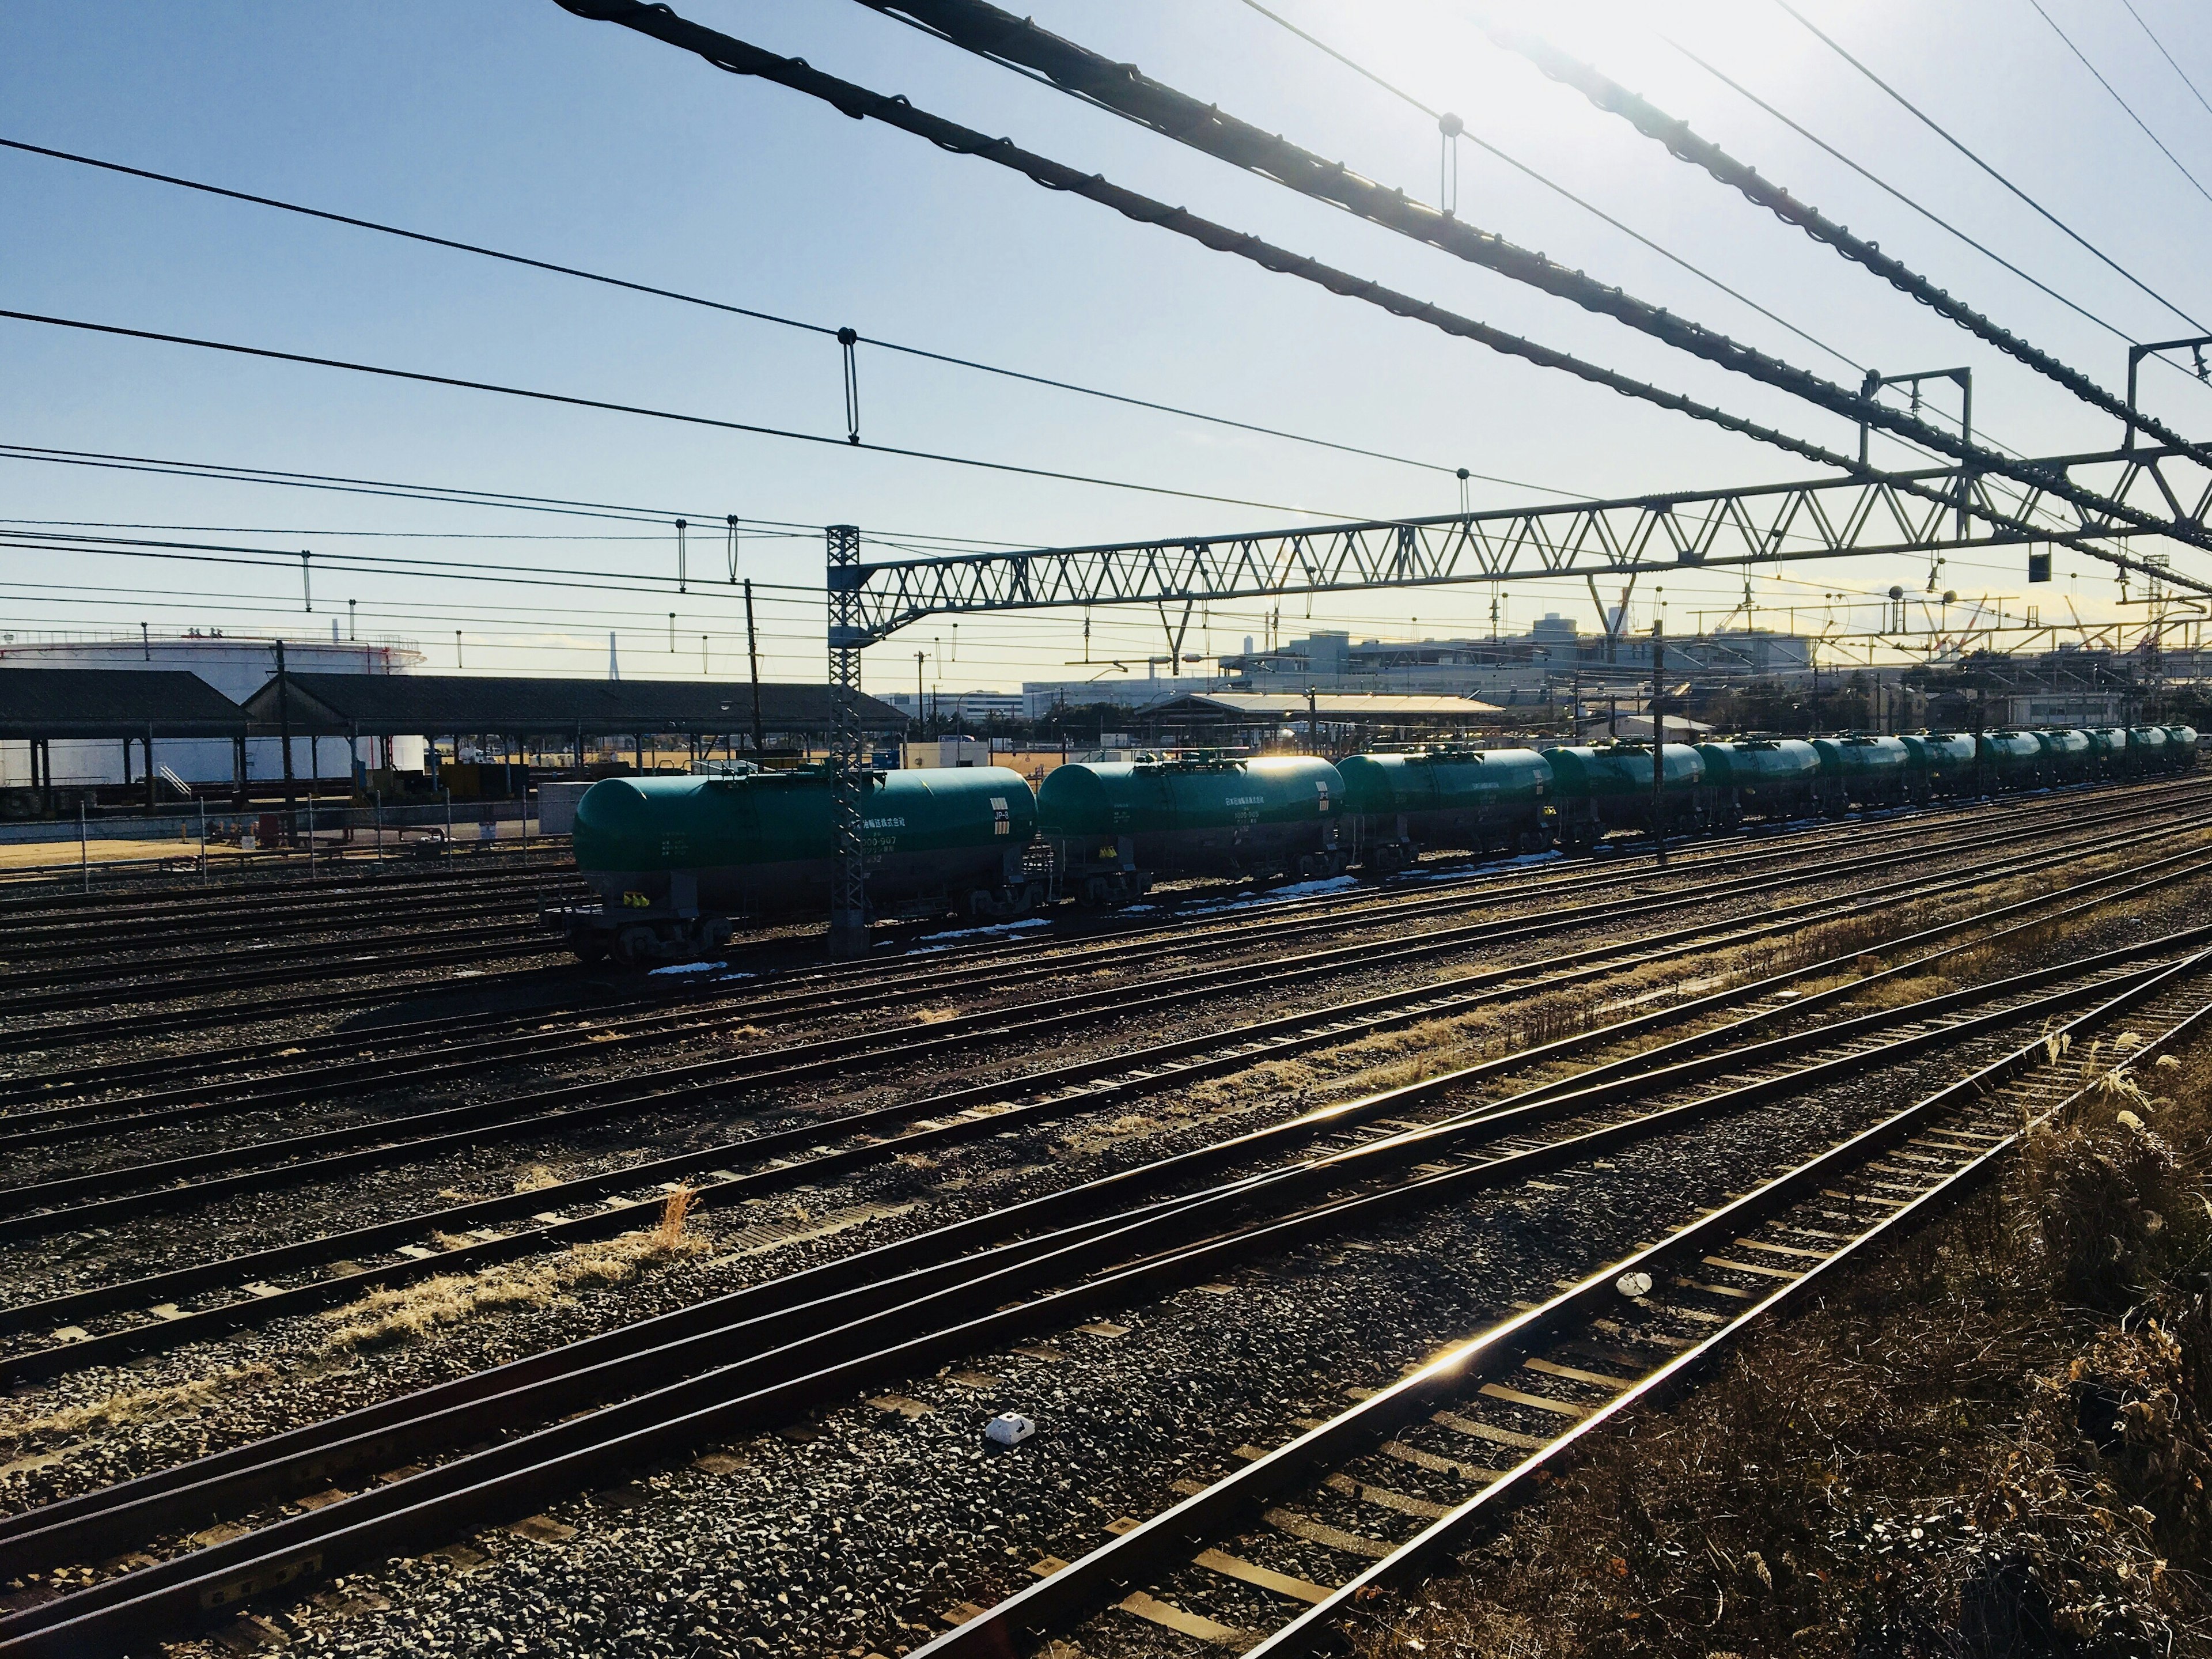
[1542,743,1706,848]
[2128,725,2172,775]
[1336,748,1552,870]
[1978,730,2047,789]
[2162,725,2200,771]
[1038,753,1347,904]
[2085,727,2132,779]
[1693,739,1828,824]
[1810,736,1912,809]
[2034,728,2094,785]
[1901,733,1978,800]
[565,766,1042,963]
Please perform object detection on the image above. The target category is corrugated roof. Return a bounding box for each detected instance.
[1155,691,1506,719]
[0,668,248,737]
[238,673,905,734]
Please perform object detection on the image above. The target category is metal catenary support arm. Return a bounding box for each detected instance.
[843,446,2212,635]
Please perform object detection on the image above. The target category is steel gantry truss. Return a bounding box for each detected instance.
[818,445,2209,942]
[841,445,2212,642]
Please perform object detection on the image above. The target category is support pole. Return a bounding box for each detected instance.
[826,524,870,955]
[275,638,296,810]
[79,799,89,892]
[745,578,767,757]
[1650,620,1667,868]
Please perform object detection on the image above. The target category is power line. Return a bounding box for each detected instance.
[1662,36,2147,348]
[0,309,1363,520]
[0,135,1513,488]
[2119,0,2212,123]
[1770,0,2210,334]
[1227,0,1866,374]
[803,0,2208,566]
[1483,25,2206,469]
[2022,0,2212,209]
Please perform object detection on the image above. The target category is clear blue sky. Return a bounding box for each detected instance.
[5,0,2210,689]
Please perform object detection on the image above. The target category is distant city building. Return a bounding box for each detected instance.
[1020,677,1221,721]
[876,689,1025,723]
[1219,624,1816,701]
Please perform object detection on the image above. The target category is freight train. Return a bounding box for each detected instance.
[554,724,2199,964]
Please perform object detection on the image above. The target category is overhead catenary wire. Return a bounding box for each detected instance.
[0,135,1550,492]
[1770,0,2211,335]
[1480,25,2212,470]
[1660,34,2156,355]
[2119,0,2212,123]
[0,309,1362,521]
[1227,0,1865,374]
[785,0,2212,570]
[2022,0,2212,210]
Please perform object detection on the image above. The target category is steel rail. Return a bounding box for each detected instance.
[915,949,2212,1658]
[0,798,2169,1211]
[10,782,2179,1137]
[2,776,2186,1060]
[8,823,2203,1382]
[0,775,2081,1099]
[0,945,2182,1651]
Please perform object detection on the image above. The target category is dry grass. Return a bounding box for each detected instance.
[0,1363,277,1459]
[1354,1027,2212,1658]
[317,1191,711,1355]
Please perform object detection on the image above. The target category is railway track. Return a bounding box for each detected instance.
[918,956,2212,1659]
[0,775,2196,1059]
[1,797,2192,1237]
[0,926,2196,1656]
[1,827,2199,1384]
[6,779,2200,1102]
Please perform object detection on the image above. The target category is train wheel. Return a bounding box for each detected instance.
[612,925,654,968]
[571,935,610,967]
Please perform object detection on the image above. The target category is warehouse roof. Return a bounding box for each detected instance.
[1153,691,1506,721]
[0,667,248,738]
[238,673,906,736]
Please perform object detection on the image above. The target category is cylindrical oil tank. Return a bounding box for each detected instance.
[2034,728,2093,783]
[1978,730,2046,789]
[1901,732,1978,797]
[573,766,1037,915]
[2162,724,2199,769]
[1038,753,1346,884]
[1695,738,1824,823]
[2128,725,2172,773]
[1810,736,1913,806]
[1338,748,1551,862]
[1543,743,1704,844]
[2085,727,2131,776]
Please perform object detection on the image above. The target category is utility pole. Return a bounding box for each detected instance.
[1650,620,1666,867]
[744,579,767,757]
[825,526,869,956]
[275,637,296,810]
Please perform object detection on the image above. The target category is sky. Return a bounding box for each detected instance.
[5,0,2212,693]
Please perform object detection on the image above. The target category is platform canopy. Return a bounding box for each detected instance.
[238,673,907,738]
[0,667,249,740]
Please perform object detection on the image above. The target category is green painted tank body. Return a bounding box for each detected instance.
[2128,726,2171,769]
[1978,731,2046,783]
[2086,728,2131,772]
[1543,744,1703,799]
[1337,749,1550,814]
[1338,748,1551,857]
[1693,740,1820,787]
[1039,755,1344,877]
[1694,738,1824,820]
[2034,729,2093,782]
[573,766,1036,914]
[1901,733,1978,793]
[1811,736,1911,784]
[2163,725,2199,767]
